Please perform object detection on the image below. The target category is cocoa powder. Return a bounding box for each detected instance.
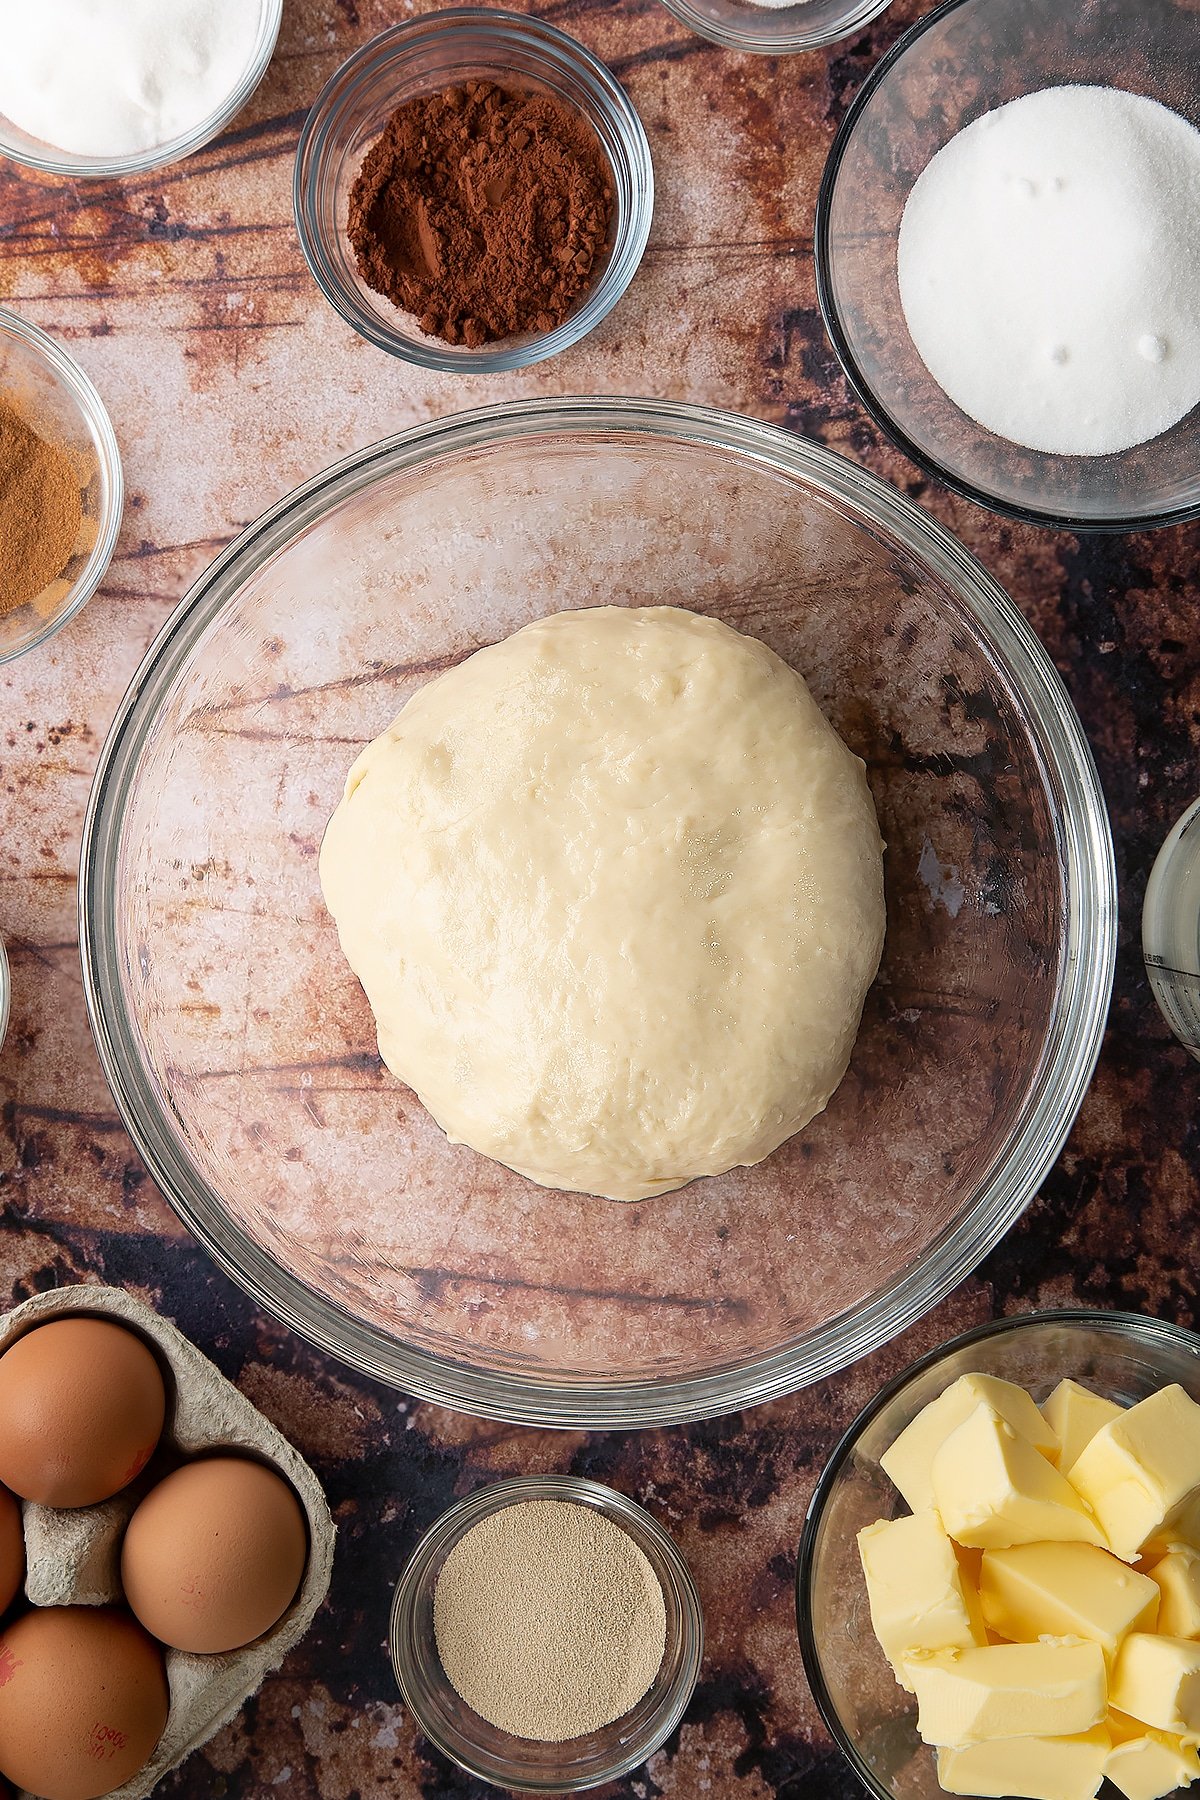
[347,80,614,348]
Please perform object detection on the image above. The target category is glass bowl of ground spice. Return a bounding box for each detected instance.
[0,310,123,663]
[293,10,653,372]
[816,0,1200,531]
[390,1475,703,1791]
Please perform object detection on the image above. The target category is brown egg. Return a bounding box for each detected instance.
[0,1318,166,1507]
[121,1455,308,1653]
[0,1606,168,1800]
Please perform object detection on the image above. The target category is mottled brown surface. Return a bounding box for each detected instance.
[1,1,1199,1796]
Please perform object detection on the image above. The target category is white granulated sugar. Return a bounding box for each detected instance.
[897,86,1200,456]
[0,0,262,159]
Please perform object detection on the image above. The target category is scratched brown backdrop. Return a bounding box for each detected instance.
[2,1,1200,1795]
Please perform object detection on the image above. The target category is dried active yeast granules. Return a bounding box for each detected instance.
[432,1499,667,1741]
[898,86,1200,456]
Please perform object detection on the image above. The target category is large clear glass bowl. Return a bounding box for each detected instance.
[815,0,1200,531]
[797,1309,1200,1800]
[79,398,1116,1427]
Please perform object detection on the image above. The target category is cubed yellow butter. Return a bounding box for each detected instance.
[1109,1633,1200,1735]
[1068,1385,1200,1562]
[1144,1491,1200,1558]
[979,1541,1159,1655]
[903,1640,1107,1746]
[1042,1379,1125,1471]
[881,1374,1060,1512]
[1144,1546,1200,1639]
[955,1541,984,1587]
[936,1726,1111,1800]
[857,1512,987,1690]
[1105,1709,1200,1800]
[931,1403,1108,1550]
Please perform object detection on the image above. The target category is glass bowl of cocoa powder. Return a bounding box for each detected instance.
[0,310,123,662]
[294,10,653,372]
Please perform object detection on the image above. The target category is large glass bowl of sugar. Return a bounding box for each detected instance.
[80,399,1115,1426]
[816,0,1200,531]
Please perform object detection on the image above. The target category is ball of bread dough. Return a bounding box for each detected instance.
[320,606,885,1202]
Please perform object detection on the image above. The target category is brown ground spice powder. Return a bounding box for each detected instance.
[347,81,614,348]
[0,400,83,619]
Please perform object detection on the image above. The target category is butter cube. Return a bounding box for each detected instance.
[937,1726,1111,1800]
[1042,1379,1124,1471]
[1144,1490,1200,1558]
[857,1513,987,1691]
[1144,1547,1200,1639]
[1105,1709,1200,1800]
[904,1641,1107,1746]
[932,1403,1108,1550]
[1068,1385,1200,1562]
[980,1541,1159,1656]
[881,1374,1060,1512]
[1109,1633,1200,1735]
[955,1541,984,1588]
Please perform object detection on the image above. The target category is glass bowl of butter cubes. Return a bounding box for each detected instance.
[797,1310,1200,1800]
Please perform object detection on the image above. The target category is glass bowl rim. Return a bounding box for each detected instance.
[813,0,1200,534]
[794,1305,1200,1800]
[78,394,1116,1428]
[0,935,9,1055]
[655,0,893,55]
[0,308,124,664]
[292,8,654,374]
[389,1472,704,1792]
[0,0,282,180]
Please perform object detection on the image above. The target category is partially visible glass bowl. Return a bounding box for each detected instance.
[390,1475,703,1792]
[0,0,282,180]
[815,0,1200,530]
[80,398,1115,1427]
[0,935,9,1055]
[294,11,653,373]
[797,1309,1200,1800]
[0,309,123,664]
[1144,795,1200,1062]
[656,0,892,54]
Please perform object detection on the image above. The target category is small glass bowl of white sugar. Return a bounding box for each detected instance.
[0,0,283,180]
[816,0,1200,530]
[656,0,892,53]
[390,1475,703,1792]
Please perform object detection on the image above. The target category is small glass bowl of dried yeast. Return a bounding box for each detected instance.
[390,1475,703,1791]
[294,9,653,374]
[0,310,123,663]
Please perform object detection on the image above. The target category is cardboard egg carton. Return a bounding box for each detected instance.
[2,1285,335,1800]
